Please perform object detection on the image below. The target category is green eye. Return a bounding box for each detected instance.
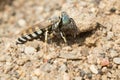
[61,12,70,25]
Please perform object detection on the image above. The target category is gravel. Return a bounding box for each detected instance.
[0,0,120,80]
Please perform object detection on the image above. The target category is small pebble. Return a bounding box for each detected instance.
[18,19,26,27]
[34,69,41,76]
[107,32,114,40]
[80,70,86,77]
[31,76,39,80]
[62,46,72,51]
[24,46,36,54]
[89,65,98,74]
[59,64,67,72]
[40,63,52,72]
[74,77,82,80]
[59,51,82,59]
[100,58,110,67]
[109,7,116,13]
[110,49,118,57]
[101,67,108,73]
[113,57,120,64]
[87,73,92,79]
[107,72,112,78]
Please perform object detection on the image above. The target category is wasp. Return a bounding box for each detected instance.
[16,12,78,44]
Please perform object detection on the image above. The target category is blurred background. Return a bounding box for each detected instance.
[0,0,119,37]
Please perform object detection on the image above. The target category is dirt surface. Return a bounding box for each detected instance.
[0,0,120,80]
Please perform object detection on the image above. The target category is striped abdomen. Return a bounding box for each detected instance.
[16,17,61,44]
[16,25,45,44]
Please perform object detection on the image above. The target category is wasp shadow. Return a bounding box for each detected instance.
[50,22,101,46]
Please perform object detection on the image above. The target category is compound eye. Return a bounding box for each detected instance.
[61,12,70,25]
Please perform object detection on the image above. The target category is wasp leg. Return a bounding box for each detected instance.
[60,32,67,43]
[45,28,48,54]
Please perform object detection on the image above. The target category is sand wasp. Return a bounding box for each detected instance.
[16,12,78,44]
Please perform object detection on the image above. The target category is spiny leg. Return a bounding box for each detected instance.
[60,32,67,43]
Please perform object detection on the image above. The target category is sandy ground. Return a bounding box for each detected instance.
[0,0,120,80]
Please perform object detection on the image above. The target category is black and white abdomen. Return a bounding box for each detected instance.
[16,26,43,44]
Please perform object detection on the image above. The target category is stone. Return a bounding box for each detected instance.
[100,58,110,67]
[89,65,98,74]
[113,57,120,64]
[34,69,41,76]
[24,46,36,54]
[110,49,118,57]
[87,73,92,79]
[31,76,39,80]
[74,77,82,80]
[40,63,52,72]
[80,70,86,77]
[101,67,108,73]
[59,64,67,72]
[17,19,26,27]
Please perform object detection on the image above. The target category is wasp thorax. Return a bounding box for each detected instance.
[49,17,61,30]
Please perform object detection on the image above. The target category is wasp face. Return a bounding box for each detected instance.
[61,12,71,25]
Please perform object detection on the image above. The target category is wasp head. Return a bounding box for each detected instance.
[61,11,71,25]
